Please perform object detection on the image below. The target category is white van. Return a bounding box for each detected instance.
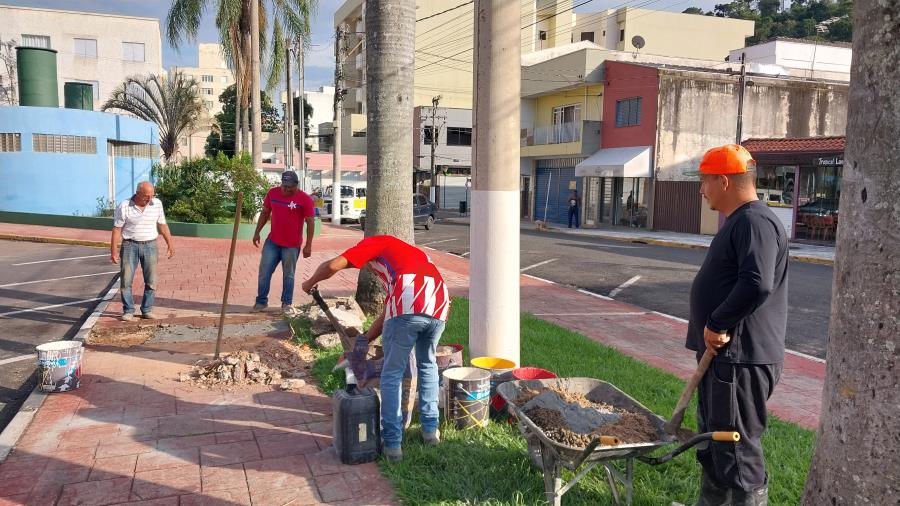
[321,182,367,222]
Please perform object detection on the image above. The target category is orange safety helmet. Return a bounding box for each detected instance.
[698,144,756,175]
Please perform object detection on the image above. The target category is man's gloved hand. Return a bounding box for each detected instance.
[347,335,370,379]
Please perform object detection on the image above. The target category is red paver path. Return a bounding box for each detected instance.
[0,222,825,431]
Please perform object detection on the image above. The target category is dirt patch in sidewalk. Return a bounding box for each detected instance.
[181,338,316,390]
[86,318,289,347]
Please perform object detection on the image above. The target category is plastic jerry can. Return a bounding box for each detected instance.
[333,385,381,464]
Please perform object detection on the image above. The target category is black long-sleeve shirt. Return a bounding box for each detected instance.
[687,200,789,364]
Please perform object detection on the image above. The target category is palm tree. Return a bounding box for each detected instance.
[166,0,315,158]
[355,0,416,312]
[102,72,209,162]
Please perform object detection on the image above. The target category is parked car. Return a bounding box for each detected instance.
[359,193,437,231]
[320,182,367,223]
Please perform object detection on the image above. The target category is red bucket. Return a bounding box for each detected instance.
[512,367,557,381]
[507,367,557,424]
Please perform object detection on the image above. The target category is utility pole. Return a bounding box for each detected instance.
[298,40,306,190]
[332,25,344,225]
[470,0,521,365]
[430,95,442,205]
[250,0,262,170]
[284,37,294,171]
[736,51,746,144]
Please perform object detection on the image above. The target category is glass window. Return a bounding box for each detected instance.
[580,32,594,42]
[616,178,649,228]
[615,98,641,128]
[796,165,842,242]
[122,42,145,62]
[423,126,436,145]
[551,105,580,143]
[202,88,214,95]
[73,38,97,58]
[619,29,625,42]
[447,127,472,146]
[756,165,796,205]
[21,34,50,48]
[356,188,366,198]
[0,133,21,152]
[202,75,213,82]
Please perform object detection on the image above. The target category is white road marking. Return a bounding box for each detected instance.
[460,251,470,257]
[786,348,827,364]
[608,275,642,298]
[576,289,612,300]
[0,355,34,366]
[12,254,108,266]
[0,271,119,288]
[522,274,555,284]
[0,297,103,318]
[520,258,558,273]
[559,240,645,249]
[532,312,648,317]
[651,311,689,324]
[421,238,457,246]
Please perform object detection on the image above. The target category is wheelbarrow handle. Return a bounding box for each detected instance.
[638,431,741,466]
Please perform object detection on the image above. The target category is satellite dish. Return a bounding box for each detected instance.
[631,35,646,50]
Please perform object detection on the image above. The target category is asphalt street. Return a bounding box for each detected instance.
[410,221,833,360]
[0,240,118,431]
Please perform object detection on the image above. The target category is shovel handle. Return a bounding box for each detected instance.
[665,349,715,433]
[712,431,741,442]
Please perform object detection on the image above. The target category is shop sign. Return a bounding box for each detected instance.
[815,156,844,166]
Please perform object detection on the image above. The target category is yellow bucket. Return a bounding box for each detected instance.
[471,356,516,418]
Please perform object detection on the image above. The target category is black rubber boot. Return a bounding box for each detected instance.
[695,470,732,506]
[732,487,768,506]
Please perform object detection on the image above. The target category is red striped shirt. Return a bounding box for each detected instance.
[340,235,450,322]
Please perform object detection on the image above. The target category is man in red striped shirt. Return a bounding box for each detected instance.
[302,235,450,462]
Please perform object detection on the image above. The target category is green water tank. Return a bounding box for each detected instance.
[16,46,59,107]
[64,82,94,110]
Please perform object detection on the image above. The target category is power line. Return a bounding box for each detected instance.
[416,2,473,23]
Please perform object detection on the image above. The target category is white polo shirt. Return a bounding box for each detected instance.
[114,198,167,241]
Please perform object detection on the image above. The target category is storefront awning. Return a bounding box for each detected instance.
[575,146,652,178]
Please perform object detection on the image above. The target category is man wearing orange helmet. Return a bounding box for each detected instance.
[680,144,788,506]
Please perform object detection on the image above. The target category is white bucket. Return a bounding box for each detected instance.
[36,341,83,393]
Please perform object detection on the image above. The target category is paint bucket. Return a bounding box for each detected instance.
[471,356,516,419]
[436,344,464,411]
[443,367,490,429]
[36,341,83,393]
[511,367,557,381]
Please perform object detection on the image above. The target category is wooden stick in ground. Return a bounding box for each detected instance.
[214,192,244,360]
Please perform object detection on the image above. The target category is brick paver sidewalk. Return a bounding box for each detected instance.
[0,221,826,504]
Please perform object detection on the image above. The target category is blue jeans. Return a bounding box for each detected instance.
[256,238,299,306]
[120,240,158,315]
[380,314,445,449]
[568,206,580,228]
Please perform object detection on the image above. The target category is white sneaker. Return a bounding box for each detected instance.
[121,313,135,322]
[282,304,297,317]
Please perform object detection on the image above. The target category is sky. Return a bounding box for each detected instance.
[5,0,728,104]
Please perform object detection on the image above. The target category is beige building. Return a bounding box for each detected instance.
[170,43,234,160]
[0,4,162,109]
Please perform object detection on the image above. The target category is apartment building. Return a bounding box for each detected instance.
[0,4,162,109]
[282,85,335,152]
[171,43,234,160]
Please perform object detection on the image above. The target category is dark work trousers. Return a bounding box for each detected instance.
[568,206,580,228]
[696,356,783,492]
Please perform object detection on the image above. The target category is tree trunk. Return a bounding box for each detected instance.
[801,0,900,503]
[235,81,243,155]
[241,22,252,154]
[356,0,416,313]
[250,0,262,170]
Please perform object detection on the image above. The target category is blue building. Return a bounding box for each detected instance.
[0,106,159,216]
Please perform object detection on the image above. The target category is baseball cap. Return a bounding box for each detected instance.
[684,144,756,177]
[281,170,299,187]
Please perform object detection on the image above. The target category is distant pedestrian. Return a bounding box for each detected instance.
[253,171,316,315]
[110,181,174,321]
[680,144,787,506]
[567,189,581,228]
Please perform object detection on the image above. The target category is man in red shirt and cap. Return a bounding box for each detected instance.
[302,235,450,463]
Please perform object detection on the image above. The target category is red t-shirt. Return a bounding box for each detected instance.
[341,235,450,322]
[264,187,315,248]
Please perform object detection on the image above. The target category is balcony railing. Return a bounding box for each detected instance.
[520,122,582,147]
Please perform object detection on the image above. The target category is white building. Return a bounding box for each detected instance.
[283,85,335,152]
[413,106,472,209]
[0,4,162,109]
[171,43,235,160]
[728,38,852,82]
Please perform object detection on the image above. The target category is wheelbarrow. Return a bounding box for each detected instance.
[497,378,740,506]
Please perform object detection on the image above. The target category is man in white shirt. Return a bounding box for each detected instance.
[111,181,175,321]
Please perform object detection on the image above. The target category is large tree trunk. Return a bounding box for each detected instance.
[250,0,262,170]
[356,0,416,313]
[801,0,900,503]
[235,80,243,154]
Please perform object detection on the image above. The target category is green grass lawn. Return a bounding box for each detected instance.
[297,298,814,505]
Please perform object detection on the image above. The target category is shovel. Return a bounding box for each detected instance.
[664,349,715,441]
[309,288,355,351]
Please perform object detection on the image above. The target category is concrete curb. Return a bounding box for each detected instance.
[0,233,109,249]
[444,217,835,266]
[0,283,119,462]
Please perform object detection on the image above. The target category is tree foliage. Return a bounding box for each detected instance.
[152,152,269,223]
[205,84,281,157]
[102,72,210,161]
[683,0,853,43]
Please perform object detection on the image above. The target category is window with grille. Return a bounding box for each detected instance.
[108,141,155,159]
[122,42,145,62]
[74,38,97,58]
[202,75,213,82]
[447,127,472,146]
[33,134,97,154]
[203,88,214,95]
[21,34,50,48]
[615,98,641,128]
[0,133,21,152]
